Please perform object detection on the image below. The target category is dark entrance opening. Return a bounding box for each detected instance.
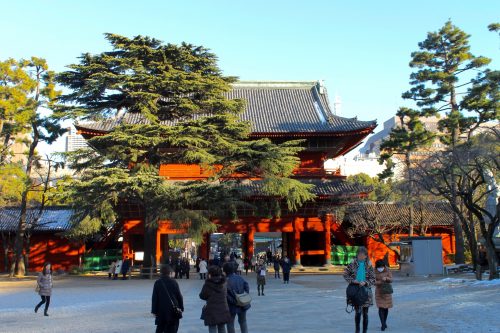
[301,254,324,266]
[300,231,326,266]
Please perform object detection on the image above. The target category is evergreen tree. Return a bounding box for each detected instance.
[0,58,64,276]
[57,34,314,271]
[399,21,491,263]
[378,107,435,235]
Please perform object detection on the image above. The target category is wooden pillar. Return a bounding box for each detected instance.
[199,233,210,260]
[281,232,288,258]
[122,234,130,260]
[155,231,161,266]
[324,215,332,266]
[247,225,255,260]
[294,219,301,266]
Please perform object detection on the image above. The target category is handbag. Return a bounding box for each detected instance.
[35,284,40,293]
[160,280,183,319]
[235,291,252,307]
[380,282,393,294]
[346,283,369,307]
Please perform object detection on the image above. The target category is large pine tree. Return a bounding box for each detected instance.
[57,34,314,271]
[399,21,491,263]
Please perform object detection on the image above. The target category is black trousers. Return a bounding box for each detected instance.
[156,319,179,333]
[283,272,290,282]
[354,306,369,333]
[378,308,389,327]
[36,295,50,313]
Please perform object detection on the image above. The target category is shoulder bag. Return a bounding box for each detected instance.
[160,280,183,319]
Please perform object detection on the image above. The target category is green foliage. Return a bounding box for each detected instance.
[347,173,397,202]
[378,107,435,179]
[56,33,243,122]
[401,20,491,144]
[0,163,27,205]
[57,33,313,247]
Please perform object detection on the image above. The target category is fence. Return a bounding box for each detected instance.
[83,249,122,272]
[331,245,359,265]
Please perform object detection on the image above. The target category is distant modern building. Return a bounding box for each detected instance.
[359,116,444,157]
[65,126,89,152]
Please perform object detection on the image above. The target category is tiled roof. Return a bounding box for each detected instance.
[345,202,454,227]
[76,81,376,135]
[0,207,73,232]
[237,178,370,197]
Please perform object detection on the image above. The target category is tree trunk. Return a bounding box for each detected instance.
[141,213,157,278]
[13,124,39,277]
[479,221,499,280]
[406,153,414,237]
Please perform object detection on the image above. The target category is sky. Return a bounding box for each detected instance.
[1,0,499,156]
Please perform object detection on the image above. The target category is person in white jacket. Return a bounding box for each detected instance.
[198,258,208,280]
[114,260,122,280]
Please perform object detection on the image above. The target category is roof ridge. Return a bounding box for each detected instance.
[231,81,318,89]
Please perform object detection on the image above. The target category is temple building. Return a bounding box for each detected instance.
[75,80,377,267]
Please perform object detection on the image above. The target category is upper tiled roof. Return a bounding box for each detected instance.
[0,207,73,232]
[76,81,376,135]
[345,202,454,227]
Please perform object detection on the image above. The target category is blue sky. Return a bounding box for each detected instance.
[1,0,498,154]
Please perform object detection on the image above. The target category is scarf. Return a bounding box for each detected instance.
[356,260,366,282]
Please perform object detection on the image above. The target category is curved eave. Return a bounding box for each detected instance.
[76,123,377,139]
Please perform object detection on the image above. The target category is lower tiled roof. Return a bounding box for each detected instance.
[0,207,73,232]
[345,202,454,227]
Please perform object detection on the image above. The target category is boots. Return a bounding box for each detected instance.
[355,309,361,333]
[34,304,40,313]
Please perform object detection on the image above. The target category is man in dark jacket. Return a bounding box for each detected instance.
[152,265,184,333]
[223,263,250,333]
[281,257,291,284]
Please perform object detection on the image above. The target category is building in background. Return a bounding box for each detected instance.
[65,126,89,153]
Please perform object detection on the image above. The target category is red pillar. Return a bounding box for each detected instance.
[294,219,301,266]
[155,231,161,266]
[247,225,255,260]
[199,233,210,260]
[324,215,332,266]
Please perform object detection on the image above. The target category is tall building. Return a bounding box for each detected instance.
[65,126,89,152]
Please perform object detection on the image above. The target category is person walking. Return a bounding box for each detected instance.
[114,259,122,280]
[223,263,250,333]
[174,258,182,279]
[182,258,190,279]
[236,256,244,276]
[152,265,184,333]
[199,258,208,280]
[199,266,232,333]
[35,262,53,316]
[243,257,250,276]
[108,260,116,279]
[273,256,281,279]
[256,260,267,296]
[374,260,393,331]
[343,247,375,333]
[281,257,291,284]
[250,256,256,272]
[121,257,131,280]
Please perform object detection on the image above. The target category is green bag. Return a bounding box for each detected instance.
[380,282,393,294]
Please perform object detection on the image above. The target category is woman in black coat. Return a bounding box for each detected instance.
[152,265,184,333]
[199,266,232,333]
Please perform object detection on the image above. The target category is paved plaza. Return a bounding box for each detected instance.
[0,273,499,333]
